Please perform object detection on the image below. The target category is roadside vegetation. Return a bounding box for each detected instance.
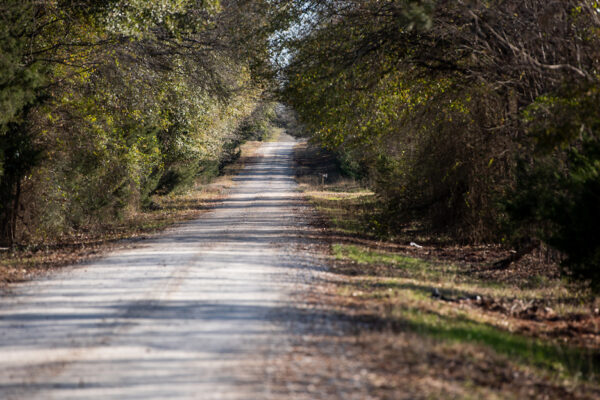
[295,141,600,398]
[0,0,290,283]
[0,100,281,285]
[284,4,600,392]
[0,133,256,284]
[281,0,600,293]
[0,1,290,248]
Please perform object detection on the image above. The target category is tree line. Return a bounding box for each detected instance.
[281,0,600,290]
[0,0,289,245]
[3,1,599,291]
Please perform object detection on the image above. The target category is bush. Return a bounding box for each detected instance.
[507,87,600,290]
[0,0,282,244]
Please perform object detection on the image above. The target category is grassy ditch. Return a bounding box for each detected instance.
[336,244,598,377]
[295,141,600,398]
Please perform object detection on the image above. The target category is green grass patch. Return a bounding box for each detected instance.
[400,307,600,381]
[333,243,428,268]
[332,243,461,282]
[333,242,600,379]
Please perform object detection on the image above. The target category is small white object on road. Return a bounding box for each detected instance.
[410,242,423,248]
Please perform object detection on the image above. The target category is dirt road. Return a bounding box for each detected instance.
[0,134,334,399]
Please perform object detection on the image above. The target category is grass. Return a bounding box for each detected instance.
[331,243,579,303]
[338,259,599,379]
[294,141,600,397]
[333,243,427,266]
[400,308,599,380]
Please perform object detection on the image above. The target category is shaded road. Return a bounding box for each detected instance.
[0,134,327,399]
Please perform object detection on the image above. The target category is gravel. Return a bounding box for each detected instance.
[0,134,334,400]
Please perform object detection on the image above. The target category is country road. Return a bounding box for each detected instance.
[0,134,339,399]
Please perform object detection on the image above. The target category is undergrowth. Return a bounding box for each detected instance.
[295,141,600,397]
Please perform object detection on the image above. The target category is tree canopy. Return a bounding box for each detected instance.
[2,0,600,290]
[0,0,293,244]
[281,0,600,290]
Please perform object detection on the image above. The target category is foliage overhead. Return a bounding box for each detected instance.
[0,0,294,244]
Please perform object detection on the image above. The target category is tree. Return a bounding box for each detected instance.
[282,0,600,288]
[0,1,47,244]
[0,0,293,244]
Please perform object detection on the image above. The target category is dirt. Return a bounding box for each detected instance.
[1,135,598,400]
[0,134,360,399]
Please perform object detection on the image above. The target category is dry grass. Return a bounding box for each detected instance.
[292,141,600,399]
[0,139,263,287]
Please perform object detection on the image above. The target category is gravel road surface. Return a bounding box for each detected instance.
[0,134,330,399]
